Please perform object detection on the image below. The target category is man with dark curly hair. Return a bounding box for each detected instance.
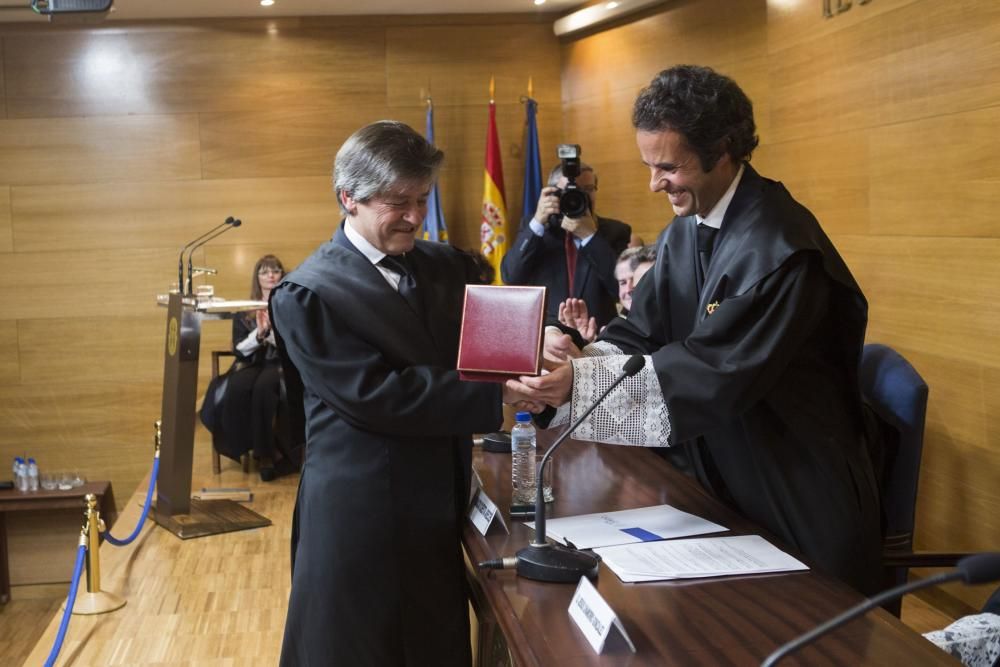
[509,65,882,594]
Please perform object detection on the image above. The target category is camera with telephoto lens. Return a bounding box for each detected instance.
[547,144,590,230]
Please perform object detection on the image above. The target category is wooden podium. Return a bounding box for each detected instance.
[153,292,271,539]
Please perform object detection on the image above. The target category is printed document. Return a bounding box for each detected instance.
[594,534,809,583]
[530,504,726,549]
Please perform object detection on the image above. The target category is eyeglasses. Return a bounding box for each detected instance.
[258,268,283,276]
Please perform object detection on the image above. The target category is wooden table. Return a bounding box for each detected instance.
[0,481,116,604]
[464,439,957,666]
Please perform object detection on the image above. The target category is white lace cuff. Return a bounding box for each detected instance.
[924,612,1000,667]
[583,340,624,357]
[567,354,670,447]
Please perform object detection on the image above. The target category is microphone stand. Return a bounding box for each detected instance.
[177,217,233,296]
[186,218,241,296]
[513,354,645,583]
[761,571,960,666]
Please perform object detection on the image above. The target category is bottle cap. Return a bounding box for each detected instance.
[515,411,532,422]
[28,458,35,464]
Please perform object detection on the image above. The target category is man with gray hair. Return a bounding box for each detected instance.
[271,120,536,666]
[501,160,631,328]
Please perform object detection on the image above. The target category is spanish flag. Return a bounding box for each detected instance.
[480,78,507,285]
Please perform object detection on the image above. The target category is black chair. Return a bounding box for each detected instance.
[860,343,967,616]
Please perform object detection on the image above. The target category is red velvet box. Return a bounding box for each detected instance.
[457,285,547,382]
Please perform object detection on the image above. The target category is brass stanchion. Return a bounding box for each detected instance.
[62,493,127,615]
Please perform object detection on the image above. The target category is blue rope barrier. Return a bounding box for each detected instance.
[102,456,159,547]
[44,543,87,667]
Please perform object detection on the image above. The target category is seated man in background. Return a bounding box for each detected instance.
[501,159,631,329]
[560,244,657,342]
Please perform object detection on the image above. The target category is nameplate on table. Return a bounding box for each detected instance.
[468,488,508,536]
[568,576,636,654]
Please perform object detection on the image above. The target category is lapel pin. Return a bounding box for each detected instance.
[706,301,720,316]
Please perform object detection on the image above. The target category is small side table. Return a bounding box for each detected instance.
[0,481,116,604]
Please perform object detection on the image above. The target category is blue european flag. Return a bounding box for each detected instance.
[521,98,542,224]
[423,101,448,242]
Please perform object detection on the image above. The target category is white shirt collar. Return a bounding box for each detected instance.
[695,163,745,230]
[344,217,385,266]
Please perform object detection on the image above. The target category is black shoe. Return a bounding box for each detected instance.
[259,465,278,482]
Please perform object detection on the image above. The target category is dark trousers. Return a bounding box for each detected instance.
[222,362,282,460]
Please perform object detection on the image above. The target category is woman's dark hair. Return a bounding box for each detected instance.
[632,65,759,171]
[250,254,285,301]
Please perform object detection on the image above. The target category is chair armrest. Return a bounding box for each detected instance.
[883,550,972,569]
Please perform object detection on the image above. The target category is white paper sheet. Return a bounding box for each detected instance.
[529,504,726,549]
[594,534,808,583]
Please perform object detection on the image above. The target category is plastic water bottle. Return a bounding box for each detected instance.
[511,412,537,505]
[15,458,28,492]
[12,457,22,488]
[26,458,39,492]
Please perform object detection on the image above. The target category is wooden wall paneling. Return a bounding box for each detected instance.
[199,104,390,180]
[767,0,1000,145]
[868,106,1000,237]
[17,316,165,385]
[11,176,335,253]
[560,0,767,105]
[5,246,177,320]
[836,235,1000,370]
[0,320,19,384]
[0,114,200,187]
[752,128,871,237]
[2,24,387,118]
[766,0,920,54]
[0,186,11,252]
[384,23,561,109]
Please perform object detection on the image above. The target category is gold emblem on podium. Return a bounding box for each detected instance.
[167,317,179,356]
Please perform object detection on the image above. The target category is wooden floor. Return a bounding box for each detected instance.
[13,434,296,667]
[1,433,963,666]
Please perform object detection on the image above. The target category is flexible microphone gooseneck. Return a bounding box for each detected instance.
[186,218,242,295]
[177,217,234,295]
[481,354,646,583]
[761,552,1000,667]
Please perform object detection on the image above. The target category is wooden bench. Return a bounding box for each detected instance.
[0,481,116,604]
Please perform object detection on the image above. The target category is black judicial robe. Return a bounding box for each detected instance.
[270,228,503,666]
[601,164,882,593]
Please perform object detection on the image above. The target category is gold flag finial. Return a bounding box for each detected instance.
[528,76,534,99]
[489,75,495,103]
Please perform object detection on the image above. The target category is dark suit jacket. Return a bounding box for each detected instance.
[270,227,503,666]
[602,164,882,594]
[500,214,631,328]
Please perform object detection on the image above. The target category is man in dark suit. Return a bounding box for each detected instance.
[509,66,883,595]
[500,161,631,328]
[270,121,536,666]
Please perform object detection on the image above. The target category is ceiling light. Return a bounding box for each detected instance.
[260,0,274,6]
[534,0,546,5]
[553,0,667,37]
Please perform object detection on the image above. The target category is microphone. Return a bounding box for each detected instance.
[186,218,242,295]
[177,217,234,295]
[480,354,646,583]
[761,552,1000,666]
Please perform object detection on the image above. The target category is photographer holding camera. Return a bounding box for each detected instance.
[501,145,631,328]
